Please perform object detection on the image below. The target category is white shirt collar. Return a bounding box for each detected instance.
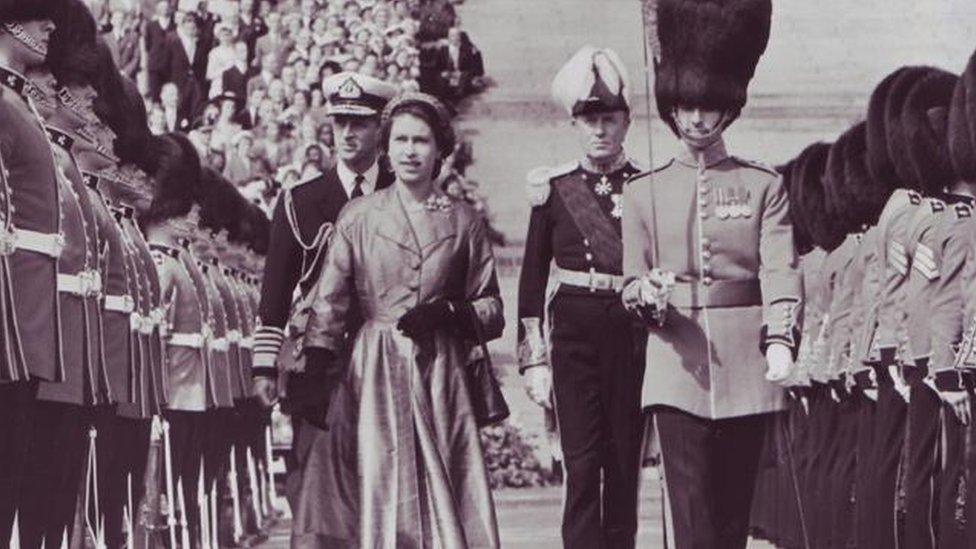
[337,160,379,199]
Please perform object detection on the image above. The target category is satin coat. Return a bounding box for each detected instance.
[301,186,503,549]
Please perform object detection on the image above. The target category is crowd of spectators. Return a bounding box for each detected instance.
[88,0,488,216]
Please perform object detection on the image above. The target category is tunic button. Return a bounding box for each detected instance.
[583,238,590,247]
[699,211,709,220]
[585,253,593,262]
[702,276,713,286]
[411,259,421,270]
[699,186,709,195]
[701,250,712,259]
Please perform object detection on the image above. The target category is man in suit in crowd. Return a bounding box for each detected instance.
[110,8,141,79]
[159,10,210,124]
[220,41,252,105]
[437,27,484,102]
[145,0,175,99]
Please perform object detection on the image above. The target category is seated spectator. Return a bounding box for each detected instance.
[436,27,485,103]
[159,81,192,132]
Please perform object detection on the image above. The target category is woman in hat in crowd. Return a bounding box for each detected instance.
[299,92,503,548]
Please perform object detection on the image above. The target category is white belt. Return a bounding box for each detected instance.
[226,329,242,343]
[557,269,626,293]
[104,294,134,313]
[129,312,142,331]
[210,337,229,352]
[4,228,65,258]
[239,337,253,350]
[58,271,102,297]
[169,332,204,349]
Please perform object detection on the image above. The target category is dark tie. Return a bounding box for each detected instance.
[351,174,365,199]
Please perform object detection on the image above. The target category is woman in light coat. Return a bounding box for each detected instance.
[298,92,503,549]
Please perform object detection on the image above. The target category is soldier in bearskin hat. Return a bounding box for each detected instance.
[621,0,803,546]
[0,1,61,541]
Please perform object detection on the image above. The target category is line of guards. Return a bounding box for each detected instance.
[0,2,278,548]
[748,52,976,548]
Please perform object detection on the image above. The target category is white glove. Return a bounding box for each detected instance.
[765,343,796,386]
[524,365,553,409]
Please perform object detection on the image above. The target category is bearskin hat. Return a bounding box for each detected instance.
[824,130,852,230]
[198,168,245,237]
[885,67,941,192]
[826,122,890,230]
[654,0,772,133]
[45,0,97,85]
[141,133,202,226]
[0,0,58,23]
[794,142,843,251]
[779,159,813,255]
[901,70,958,194]
[948,51,976,182]
[867,67,912,187]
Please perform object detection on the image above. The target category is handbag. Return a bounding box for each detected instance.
[464,303,510,427]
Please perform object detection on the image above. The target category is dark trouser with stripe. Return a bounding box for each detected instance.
[165,409,208,549]
[550,293,644,549]
[853,386,878,548]
[967,392,976,545]
[98,414,151,549]
[868,365,908,547]
[803,383,836,547]
[827,384,858,548]
[18,399,90,549]
[938,399,968,548]
[654,406,767,549]
[904,366,941,549]
[0,381,34,547]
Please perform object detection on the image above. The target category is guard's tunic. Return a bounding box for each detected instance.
[199,259,235,409]
[0,151,24,382]
[517,156,645,549]
[0,67,61,382]
[622,141,801,549]
[214,263,245,401]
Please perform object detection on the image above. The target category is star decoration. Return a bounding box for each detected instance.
[594,176,612,196]
[611,194,623,218]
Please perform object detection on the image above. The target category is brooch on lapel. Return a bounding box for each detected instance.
[424,194,453,212]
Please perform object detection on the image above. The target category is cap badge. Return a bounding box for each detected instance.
[338,77,363,99]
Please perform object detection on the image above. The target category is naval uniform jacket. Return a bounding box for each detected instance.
[0,66,61,382]
[622,142,803,419]
[515,158,643,371]
[254,164,394,377]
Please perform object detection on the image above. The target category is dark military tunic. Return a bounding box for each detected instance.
[254,165,393,376]
[0,66,61,381]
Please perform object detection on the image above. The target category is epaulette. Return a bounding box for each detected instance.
[525,161,578,207]
[731,156,778,176]
[149,243,180,258]
[955,203,972,219]
[929,199,946,213]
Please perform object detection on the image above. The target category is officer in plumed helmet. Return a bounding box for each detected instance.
[621,0,802,546]
[517,45,646,549]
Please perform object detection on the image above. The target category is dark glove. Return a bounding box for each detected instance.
[284,347,339,431]
[396,300,461,339]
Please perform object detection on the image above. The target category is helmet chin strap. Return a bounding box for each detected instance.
[2,23,48,57]
[673,110,729,150]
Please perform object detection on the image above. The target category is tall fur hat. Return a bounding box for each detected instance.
[867,67,912,188]
[654,0,772,133]
[0,0,58,23]
[197,168,270,254]
[141,133,202,226]
[826,122,890,230]
[45,0,98,87]
[780,159,813,256]
[901,70,958,194]
[949,50,976,182]
[885,66,941,192]
[794,142,843,251]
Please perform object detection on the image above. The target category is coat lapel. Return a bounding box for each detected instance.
[374,187,422,257]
